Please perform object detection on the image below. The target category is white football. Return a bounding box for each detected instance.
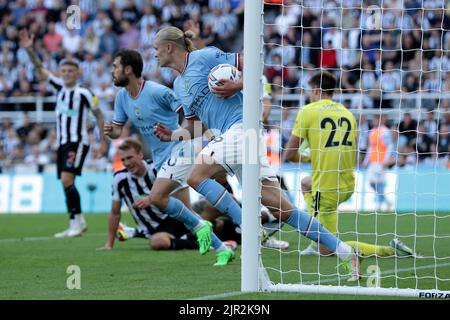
[207,63,241,93]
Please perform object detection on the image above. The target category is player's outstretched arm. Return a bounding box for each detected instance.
[97,201,122,251]
[153,123,174,141]
[132,196,151,210]
[92,108,105,139]
[154,117,207,142]
[282,134,301,162]
[19,29,50,81]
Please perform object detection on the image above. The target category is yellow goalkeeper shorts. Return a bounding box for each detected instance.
[310,190,353,235]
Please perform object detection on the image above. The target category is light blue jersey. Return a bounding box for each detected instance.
[113,80,185,170]
[173,47,243,134]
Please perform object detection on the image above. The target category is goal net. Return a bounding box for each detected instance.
[242,0,450,298]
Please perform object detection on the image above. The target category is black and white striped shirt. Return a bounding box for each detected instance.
[48,74,99,146]
[112,160,168,237]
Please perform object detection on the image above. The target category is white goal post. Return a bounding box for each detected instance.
[241,0,264,292]
[242,0,450,298]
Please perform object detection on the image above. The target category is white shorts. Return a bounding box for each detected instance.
[367,163,386,184]
[157,156,192,192]
[199,123,277,183]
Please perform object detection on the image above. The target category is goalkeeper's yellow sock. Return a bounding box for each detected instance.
[303,192,394,257]
[345,241,395,257]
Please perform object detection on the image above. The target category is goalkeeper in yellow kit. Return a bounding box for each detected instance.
[283,71,415,258]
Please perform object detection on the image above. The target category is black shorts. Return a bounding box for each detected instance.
[213,218,242,244]
[57,143,89,179]
[154,217,193,239]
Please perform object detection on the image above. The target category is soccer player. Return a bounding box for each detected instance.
[191,172,290,250]
[363,114,394,212]
[152,26,362,281]
[19,29,104,238]
[104,49,234,266]
[190,71,288,250]
[98,138,236,251]
[283,71,414,258]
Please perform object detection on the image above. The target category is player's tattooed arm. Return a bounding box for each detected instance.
[92,108,105,139]
[19,29,50,80]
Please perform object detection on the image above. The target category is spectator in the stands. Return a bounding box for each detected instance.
[118,19,139,50]
[43,22,63,53]
[438,124,450,156]
[24,144,49,173]
[416,122,434,160]
[423,111,439,143]
[62,28,82,54]
[399,112,418,147]
[84,145,110,172]
[83,26,100,57]
[16,113,34,144]
[0,117,13,141]
[99,19,119,56]
[139,4,158,32]
[1,0,449,168]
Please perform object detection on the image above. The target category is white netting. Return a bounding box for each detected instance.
[258,0,450,297]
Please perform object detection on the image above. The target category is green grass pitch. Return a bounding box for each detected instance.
[0,212,449,300]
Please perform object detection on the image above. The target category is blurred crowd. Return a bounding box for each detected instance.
[0,0,244,105]
[0,112,144,173]
[1,0,450,173]
[262,108,450,169]
[263,0,450,110]
[2,107,450,174]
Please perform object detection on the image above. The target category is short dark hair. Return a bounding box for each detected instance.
[114,49,143,77]
[308,71,337,95]
[119,138,143,153]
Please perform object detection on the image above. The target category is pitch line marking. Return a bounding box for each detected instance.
[302,261,450,285]
[190,262,450,300]
[0,233,105,243]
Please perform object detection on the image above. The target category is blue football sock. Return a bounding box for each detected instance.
[164,197,202,231]
[286,208,340,252]
[211,233,226,251]
[196,179,242,225]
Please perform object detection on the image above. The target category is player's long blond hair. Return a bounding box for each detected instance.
[156,26,196,52]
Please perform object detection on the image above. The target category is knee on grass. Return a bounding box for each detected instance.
[150,233,172,250]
